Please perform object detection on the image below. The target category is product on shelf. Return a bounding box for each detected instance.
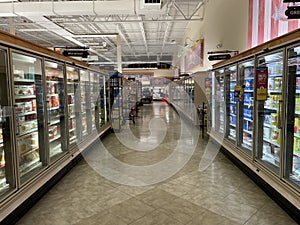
[48,125,58,139]
[14,85,35,96]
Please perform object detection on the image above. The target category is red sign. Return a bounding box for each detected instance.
[256,67,268,100]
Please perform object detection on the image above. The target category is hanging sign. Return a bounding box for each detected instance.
[283,0,300,2]
[63,50,89,58]
[285,6,300,19]
[208,54,231,61]
[256,67,268,101]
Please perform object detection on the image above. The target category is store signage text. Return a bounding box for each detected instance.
[63,50,89,58]
[208,54,231,61]
[285,6,300,19]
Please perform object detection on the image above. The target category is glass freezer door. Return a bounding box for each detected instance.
[90,72,99,133]
[284,46,300,187]
[80,69,89,139]
[255,51,284,174]
[214,69,225,135]
[66,66,79,148]
[225,65,237,142]
[12,52,46,184]
[0,49,15,197]
[237,60,255,154]
[45,61,67,163]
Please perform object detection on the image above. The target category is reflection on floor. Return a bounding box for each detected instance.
[16,102,297,225]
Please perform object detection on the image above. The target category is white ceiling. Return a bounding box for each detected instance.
[0,0,204,69]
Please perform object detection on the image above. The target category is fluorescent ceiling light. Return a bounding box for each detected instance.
[19,28,48,32]
[0,0,17,2]
[73,33,118,38]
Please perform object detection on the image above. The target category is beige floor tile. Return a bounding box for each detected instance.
[158,197,207,224]
[73,210,128,225]
[244,210,298,225]
[204,198,258,224]
[187,210,243,225]
[96,189,132,210]
[108,197,155,223]
[130,210,184,225]
[135,188,178,208]
[158,182,196,197]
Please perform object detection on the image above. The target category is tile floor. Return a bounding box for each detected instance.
[16,102,297,225]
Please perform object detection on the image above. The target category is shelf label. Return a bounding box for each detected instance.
[256,66,268,101]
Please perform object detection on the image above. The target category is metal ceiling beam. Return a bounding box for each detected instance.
[138,16,149,58]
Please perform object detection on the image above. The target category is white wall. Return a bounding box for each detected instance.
[180,0,249,72]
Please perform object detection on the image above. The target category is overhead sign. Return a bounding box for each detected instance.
[63,50,89,58]
[283,0,300,2]
[208,54,231,61]
[285,6,300,19]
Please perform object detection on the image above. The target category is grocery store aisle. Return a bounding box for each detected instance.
[16,102,296,225]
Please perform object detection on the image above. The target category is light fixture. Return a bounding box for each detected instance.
[102,42,107,47]
[73,33,118,38]
[184,37,198,48]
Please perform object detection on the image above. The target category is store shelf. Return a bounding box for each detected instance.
[17,111,37,117]
[46,80,59,84]
[269,73,283,78]
[68,104,75,107]
[15,95,36,100]
[20,146,39,157]
[269,90,282,93]
[230,123,236,127]
[230,113,236,117]
[244,90,254,92]
[69,115,75,119]
[14,79,35,83]
[264,123,278,129]
[49,119,60,126]
[18,128,38,138]
[49,135,61,143]
[294,133,300,139]
[20,158,41,177]
[50,144,62,157]
[243,117,253,122]
[244,103,252,107]
[243,129,252,135]
[294,151,300,157]
[263,138,280,147]
[265,106,279,111]
[49,106,59,111]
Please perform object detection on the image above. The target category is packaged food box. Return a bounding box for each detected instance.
[244,79,254,90]
[274,77,282,90]
[263,143,271,154]
[296,77,300,90]
[270,113,278,126]
[24,101,33,113]
[244,93,252,104]
[264,127,271,139]
[230,104,236,114]
[294,137,300,155]
[293,156,300,170]
[15,102,25,114]
[268,78,274,90]
[244,67,254,78]
[295,118,299,133]
[270,128,280,142]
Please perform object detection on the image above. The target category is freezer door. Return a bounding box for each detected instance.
[214,69,226,136]
[66,66,80,149]
[45,61,67,163]
[237,60,255,154]
[284,46,300,187]
[225,65,237,143]
[255,51,284,174]
[12,52,46,184]
[0,48,16,197]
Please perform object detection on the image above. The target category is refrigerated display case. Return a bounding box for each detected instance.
[238,60,255,154]
[80,69,89,139]
[66,66,80,148]
[225,65,237,142]
[45,61,67,163]
[99,75,107,128]
[285,45,300,187]
[214,69,225,135]
[255,51,284,173]
[0,48,15,198]
[90,72,99,133]
[12,52,46,184]
[110,73,123,131]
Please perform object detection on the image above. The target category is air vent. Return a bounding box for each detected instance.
[144,0,161,3]
[141,0,162,9]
